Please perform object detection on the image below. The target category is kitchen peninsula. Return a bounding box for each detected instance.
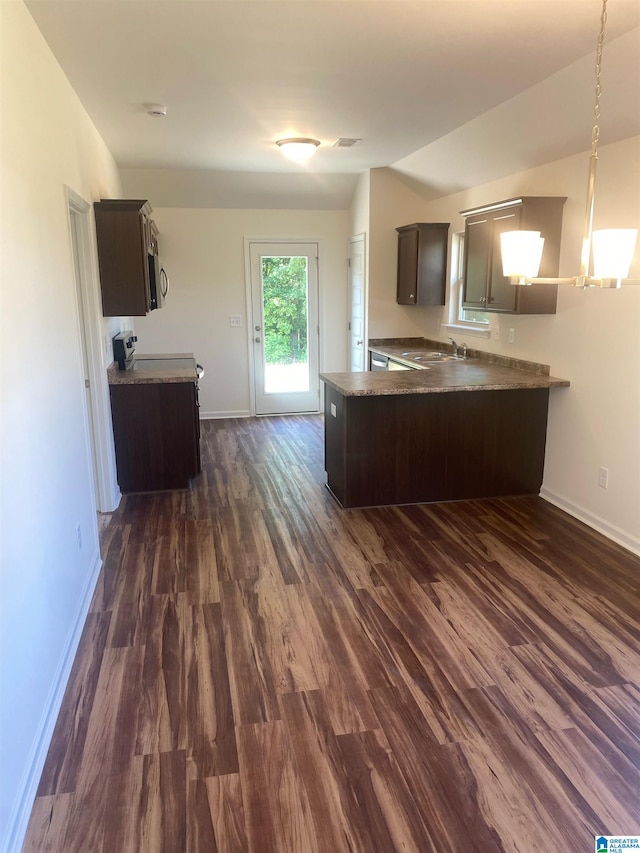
[320,340,569,509]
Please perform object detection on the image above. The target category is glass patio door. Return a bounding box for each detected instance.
[249,242,320,415]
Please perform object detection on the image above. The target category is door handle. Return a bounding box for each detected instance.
[356,339,363,346]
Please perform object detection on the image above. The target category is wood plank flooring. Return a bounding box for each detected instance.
[23,415,640,852]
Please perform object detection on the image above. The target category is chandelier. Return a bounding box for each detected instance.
[501,0,638,289]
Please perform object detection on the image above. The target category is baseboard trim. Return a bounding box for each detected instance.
[200,410,251,420]
[539,488,640,557]
[2,548,103,853]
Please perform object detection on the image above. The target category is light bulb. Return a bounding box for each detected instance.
[592,229,638,280]
[500,231,545,278]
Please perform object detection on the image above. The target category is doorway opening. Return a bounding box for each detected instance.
[247,241,320,415]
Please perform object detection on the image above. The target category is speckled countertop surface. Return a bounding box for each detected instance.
[107,353,198,385]
[320,338,570,397]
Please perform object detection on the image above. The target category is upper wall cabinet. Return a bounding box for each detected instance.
[396,222,450,306]
[95,199,163,317]
[461,196,566,315]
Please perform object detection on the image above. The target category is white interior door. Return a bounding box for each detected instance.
[348,234,366,371]
[249,242,320,415]
[70,211,100,504]
[66,187,120,513]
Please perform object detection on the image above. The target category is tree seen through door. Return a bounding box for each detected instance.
[262,255,309,393]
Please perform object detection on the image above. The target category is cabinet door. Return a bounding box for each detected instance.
[397,223,449,306]
[462,215,491,309]
[486,207,521,312]
[110,382,200,492]
[416,224,448,306]
[95,200,154,317]
[397,228,418,304]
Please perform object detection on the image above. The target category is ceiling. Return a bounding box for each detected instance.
[25,0,640,207]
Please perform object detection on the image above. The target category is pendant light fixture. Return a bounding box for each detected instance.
[501,0,638,289]
[276,138,321,161]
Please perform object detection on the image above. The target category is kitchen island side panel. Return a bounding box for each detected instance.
[324,387,550,508]
[324,385,347,505]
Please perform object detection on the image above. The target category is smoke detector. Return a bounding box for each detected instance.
[144,103,167,117]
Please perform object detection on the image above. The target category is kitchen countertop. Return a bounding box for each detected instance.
[320,338,569,397]
[107,353,198,385]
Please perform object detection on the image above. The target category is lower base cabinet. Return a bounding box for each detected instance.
[324,385,550,508]
[110,381,201,492]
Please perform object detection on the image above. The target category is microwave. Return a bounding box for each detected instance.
[147,227,169,310]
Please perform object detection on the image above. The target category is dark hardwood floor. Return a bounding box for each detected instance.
[23,415,640,852]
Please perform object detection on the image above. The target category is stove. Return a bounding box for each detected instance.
[132,357,194,371]
[112,331,204,379]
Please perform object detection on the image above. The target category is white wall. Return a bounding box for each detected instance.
[367,167,447,339]
[349,171,370,239]
[0,4,123,849]
[385,136,640,552]
[129,207,350,416]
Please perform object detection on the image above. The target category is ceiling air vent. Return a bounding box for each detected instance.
[332,138,363,148]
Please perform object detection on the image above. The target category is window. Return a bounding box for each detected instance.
[446,232,490,333]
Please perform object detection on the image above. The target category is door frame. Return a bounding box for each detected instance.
[66,187,120,512]
[348,233,367,372]
[244,237,322,417]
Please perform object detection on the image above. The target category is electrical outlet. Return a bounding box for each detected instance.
[229,315,242,327]
[76,523,82,550]
[494,326,501,341]
[508,328,515,344]
[598,466,609,489]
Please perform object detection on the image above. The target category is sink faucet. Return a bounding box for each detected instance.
[448,337,468,359]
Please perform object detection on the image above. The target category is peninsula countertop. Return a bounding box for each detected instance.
[321,339,569,396]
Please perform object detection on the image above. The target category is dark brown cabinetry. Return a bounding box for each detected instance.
[109,382,200,492]
[324,385,549,509]
[396,223,450,306]
[95,199,161,317]
[461,197,566,314]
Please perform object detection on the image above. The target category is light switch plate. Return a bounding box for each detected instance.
[330,403,337,417]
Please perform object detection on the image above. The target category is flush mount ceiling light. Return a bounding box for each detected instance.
[501,0,638,289]
[276,138,321,160]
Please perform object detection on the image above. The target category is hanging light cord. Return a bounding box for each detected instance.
[580,0,608,281]
[591,0,607,158]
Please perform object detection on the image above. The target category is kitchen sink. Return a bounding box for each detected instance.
[401,350,449,359]
[415,356,461,363]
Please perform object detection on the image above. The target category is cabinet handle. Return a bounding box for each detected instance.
[409,294,415,300]
[160,268,169,297]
